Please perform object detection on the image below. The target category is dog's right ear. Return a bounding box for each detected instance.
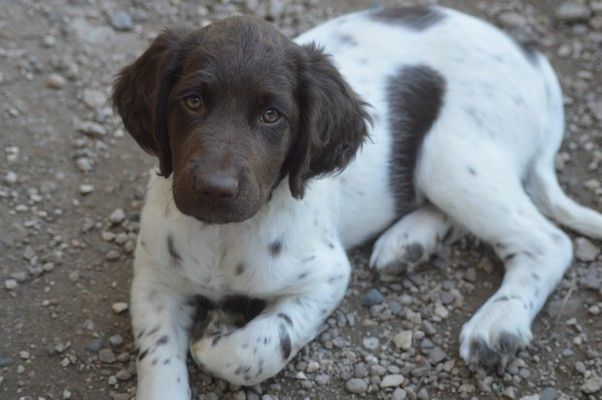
[112,28,191,177]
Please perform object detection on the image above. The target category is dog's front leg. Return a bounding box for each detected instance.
[131,264,197,400]
[190,245,351,385]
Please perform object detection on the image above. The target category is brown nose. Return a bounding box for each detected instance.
[195,171,239,199]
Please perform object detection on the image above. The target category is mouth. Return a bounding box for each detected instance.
[181,199,260,225]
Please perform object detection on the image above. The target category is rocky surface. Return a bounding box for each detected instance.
[0,0,601,399]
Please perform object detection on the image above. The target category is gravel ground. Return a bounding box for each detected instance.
[1,0,601,399]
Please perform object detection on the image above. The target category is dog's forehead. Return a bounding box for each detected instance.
[197,16,290,56]
[180,18,296,86]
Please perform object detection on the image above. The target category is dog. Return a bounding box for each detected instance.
[112,5,602,399]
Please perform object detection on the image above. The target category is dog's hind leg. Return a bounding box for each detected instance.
[369,204,464,274]
[416,138,574,370]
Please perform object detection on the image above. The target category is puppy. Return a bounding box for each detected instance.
[112,6,602,399]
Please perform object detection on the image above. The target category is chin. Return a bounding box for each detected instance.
[177,202,262,225]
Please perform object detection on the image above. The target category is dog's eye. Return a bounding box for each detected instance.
[260,108,280,124]
[183,95,203,111]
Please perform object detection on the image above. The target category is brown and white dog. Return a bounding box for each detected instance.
[112,6,602,399]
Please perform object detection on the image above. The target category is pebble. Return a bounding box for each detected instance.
[105,250,120,261]
[497,12,527,28]
[345,378,368,394]
[393,330,412,350]
[391,388,407,400]
[98,348,116,364]
[79,184,95,195]
[580,266,601,290]
[380,374,404,388]
[362,336,379,350]
[0,353,14,367]
[574,237,600,261]
[82,89,106,109]
[555,2,592,22]
[112,302,129,313]
[76,157,93,172]
[85,338,104,353]
[540,387,557,400]
[77,121,107,138]
[4,279,17,290]
[115,369,132,381]
[428,346,447,364]
[306,361,320,373]
[109,208,126,225]
[362,288,384,306]
[581,376,602,394]
[109,334,124,347]
[46,73,67,89]
[110,10,134,31]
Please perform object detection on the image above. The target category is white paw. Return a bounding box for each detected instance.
[190,318,290,385]
[369,229,429,273]
[459,295,533,370]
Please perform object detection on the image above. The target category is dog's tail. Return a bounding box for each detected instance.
[527,55,602,240]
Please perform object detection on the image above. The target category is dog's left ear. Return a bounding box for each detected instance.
[286,42,370,198]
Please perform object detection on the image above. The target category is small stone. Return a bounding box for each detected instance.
[75,157,93,172]
[79,184,95,195]
[497,12,527,28]
[77,121,107,137]
[0,354,14,367]
[503,386,517,399]
[5,171,17,184]
[82,89,106,109]
[428,346,446,364]
[109,334,124,347]
[345,378,367,394]
[580,266,600,290]
[434,303,449,318]
[540,387,557,400]
[85,338,104,353]
[362,336,379,350]
[575,237,600,261]
[380,374,404,388]
[109,208,126,225]
[555,2,592,22]
[315,374,330,385]
[105,250,120,261]
[110,10,134,31]
[393,330,413,350]
[63,389,72,399]
[98,348,116,364]
[19,351,30,360]
[115,369,132,381]
[588,305,600,315]
[306,361,320,373]
[391,388,407,400]
[46,73,67,89]
[4,279,17,290]
[112,302,128,313]
[582,376,602,394]
[363,288,384,306]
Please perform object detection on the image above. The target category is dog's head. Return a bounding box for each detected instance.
[113,17,369,224]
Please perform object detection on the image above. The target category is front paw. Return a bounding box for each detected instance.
[459,296,532,371]
[190,319,290,385]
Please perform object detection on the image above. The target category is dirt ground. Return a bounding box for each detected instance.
[1,0,601,399]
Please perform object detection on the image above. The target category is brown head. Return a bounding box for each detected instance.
[112,17,369,224]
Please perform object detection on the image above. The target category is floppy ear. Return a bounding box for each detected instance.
[287,42,370,199]
[112,28,191,177]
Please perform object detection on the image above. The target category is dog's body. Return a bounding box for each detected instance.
[113,6,602,399]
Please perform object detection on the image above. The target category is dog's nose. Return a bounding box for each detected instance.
[195,171,239,199]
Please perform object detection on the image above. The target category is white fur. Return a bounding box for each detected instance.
[130,7,602,399]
